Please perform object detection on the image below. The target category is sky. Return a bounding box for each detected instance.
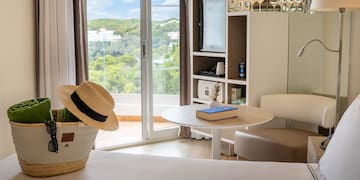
[87,0,179,21]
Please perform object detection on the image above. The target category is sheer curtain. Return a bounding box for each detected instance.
[35,0,88,109]
[179,0,191,138]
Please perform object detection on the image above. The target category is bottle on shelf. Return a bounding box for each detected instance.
[239,62,246,79]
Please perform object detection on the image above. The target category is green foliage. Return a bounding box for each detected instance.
[88,18,179,95]
[89,55,141,93]
[88,18,140,36]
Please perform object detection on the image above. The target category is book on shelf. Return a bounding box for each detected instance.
[231,88,241,101]
[231,87,243,104]
[196,106,239,121]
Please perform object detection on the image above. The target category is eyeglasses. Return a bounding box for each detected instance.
[45,119,58,153]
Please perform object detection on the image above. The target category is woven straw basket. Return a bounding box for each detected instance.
[10,121,98,177]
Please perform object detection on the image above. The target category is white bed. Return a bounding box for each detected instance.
[0,150,318,180]
[1,95,359,180]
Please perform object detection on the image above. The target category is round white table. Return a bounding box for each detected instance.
[161,104,274,159]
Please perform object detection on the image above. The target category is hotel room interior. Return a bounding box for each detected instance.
[1,0,360,179]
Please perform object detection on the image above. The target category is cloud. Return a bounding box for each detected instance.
[161,0,179,5]
[87,0,117,19]
[126,8,140,19]
[122,0,136,3]
[87,0,179,20]
[87,0,114,11]
[152,6,179,20]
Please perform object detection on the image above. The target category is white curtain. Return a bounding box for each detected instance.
[38,0,76,109]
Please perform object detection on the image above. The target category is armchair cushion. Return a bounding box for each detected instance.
[261,94,336,128]
[233,94,336,163]
[234,128,319,162]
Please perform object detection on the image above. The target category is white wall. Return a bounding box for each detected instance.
[348,12,360,104]
[288,12,351,97]
[0,0,36,159]
[288,13,324,94]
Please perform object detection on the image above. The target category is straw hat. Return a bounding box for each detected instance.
[58,81,119,131]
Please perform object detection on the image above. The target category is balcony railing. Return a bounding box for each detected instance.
[112,93,179,116]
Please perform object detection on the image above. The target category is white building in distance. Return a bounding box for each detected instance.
[88,29,121,42]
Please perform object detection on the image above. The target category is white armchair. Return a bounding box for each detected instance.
[234,94,336,162]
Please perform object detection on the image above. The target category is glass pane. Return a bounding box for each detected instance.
[87,0,142,148]
[151,0,180,130]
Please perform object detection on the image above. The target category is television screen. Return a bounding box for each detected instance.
[200,0,225,53]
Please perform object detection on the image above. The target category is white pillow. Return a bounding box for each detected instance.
[319,95,360,180]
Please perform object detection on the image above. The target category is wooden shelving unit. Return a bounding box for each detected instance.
[190,0,289,107]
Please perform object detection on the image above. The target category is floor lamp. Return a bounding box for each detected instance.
[297,0,360,131]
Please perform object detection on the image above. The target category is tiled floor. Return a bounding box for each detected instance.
[96,121,237,160]
[113,139,211,159]
[112,138,238,160]
[95,121,175,149]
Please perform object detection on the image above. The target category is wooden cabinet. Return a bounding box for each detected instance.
[190,0,289,107]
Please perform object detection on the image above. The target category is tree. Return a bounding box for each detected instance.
[88,18,179,95]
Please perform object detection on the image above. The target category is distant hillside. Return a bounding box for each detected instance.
[87,18,180,94]
[88,18,179,36]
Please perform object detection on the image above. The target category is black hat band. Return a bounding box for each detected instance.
[70,91,108,122]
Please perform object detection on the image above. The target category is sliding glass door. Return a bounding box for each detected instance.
[140,0,180,140]
[87,0,179,148]
[150,0,180,133]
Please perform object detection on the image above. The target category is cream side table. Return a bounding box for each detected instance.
[161,104,274,159]
[307,136,326,163]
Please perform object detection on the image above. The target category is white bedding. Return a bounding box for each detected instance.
[0,150,317,180]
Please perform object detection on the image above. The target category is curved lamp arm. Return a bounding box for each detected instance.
[297,39,340,57]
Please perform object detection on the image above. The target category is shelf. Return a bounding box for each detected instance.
[228,84,247,105]
[192,98,211,104]
[228,15,247,80]
[227,11,249,17]
[192,51,226,58]
[228,79,247,85]
[193,75,226,83]
[190,0,289,114]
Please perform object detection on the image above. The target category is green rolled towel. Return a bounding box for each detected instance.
[7,98,52,123]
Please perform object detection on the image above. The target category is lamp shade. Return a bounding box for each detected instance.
[311,0,360,11]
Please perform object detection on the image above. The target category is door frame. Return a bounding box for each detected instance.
[140,0,179,141]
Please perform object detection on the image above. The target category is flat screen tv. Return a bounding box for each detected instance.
[199,0,226,53]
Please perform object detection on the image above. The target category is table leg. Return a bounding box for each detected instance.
[212,128,221,159]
